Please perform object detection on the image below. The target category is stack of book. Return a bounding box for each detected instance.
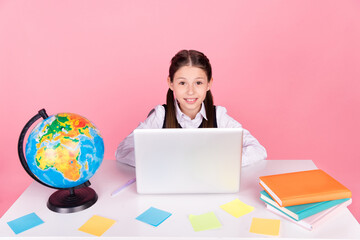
[259,169,352,231]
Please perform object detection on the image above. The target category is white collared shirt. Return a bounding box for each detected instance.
[175,101,208,128]
[115,103,267,167]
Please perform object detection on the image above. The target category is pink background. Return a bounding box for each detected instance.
[0,0,359,222]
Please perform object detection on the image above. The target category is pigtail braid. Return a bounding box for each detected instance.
[165,89,178,128]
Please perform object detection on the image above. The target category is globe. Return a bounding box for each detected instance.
[25,113,104,189]
[18,109,104,213]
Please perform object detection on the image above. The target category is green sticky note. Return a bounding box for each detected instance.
[249,217,281,236]
[220,198,254,218]
[188,212,222,232]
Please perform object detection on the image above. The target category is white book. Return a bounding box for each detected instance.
[266,199,352,231]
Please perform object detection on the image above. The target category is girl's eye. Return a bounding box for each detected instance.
[196,81,203,85]
[179,82,186,85]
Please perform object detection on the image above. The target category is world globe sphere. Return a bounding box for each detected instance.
[24,112,104,189]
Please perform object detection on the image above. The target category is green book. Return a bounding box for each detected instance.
[260,190,350,221]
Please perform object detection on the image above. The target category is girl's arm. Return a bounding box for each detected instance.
[216,106,267,166]
[115,105,165,167]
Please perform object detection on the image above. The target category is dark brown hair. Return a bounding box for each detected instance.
[165,50,214,128]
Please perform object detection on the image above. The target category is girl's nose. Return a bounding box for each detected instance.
[187,84,194,94]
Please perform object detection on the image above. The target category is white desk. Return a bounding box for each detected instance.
[1,160,359,239]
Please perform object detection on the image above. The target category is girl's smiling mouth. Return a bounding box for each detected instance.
[184,98,198,104]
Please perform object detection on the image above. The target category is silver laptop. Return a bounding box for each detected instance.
[134,128,243,194]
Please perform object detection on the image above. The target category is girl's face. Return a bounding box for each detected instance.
[168,66,213,119]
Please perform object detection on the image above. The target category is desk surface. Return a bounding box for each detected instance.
[1,160,359,239]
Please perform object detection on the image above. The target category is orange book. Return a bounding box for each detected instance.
[259,169,352,207]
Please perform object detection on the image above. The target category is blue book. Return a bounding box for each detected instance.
[266,199,352,231]
[260,190,350,221]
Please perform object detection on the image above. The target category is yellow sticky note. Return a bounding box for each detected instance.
[220,199,254,218]
[78,215,116,237]
[188,212,222,232]
[249,217,280,236]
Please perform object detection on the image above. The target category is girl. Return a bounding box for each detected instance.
[116,50,267,166]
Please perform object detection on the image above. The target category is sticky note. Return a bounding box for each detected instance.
[249,217,281,236]
[188,212,222,232]
[7,212,44,234]
[78,215,116,237]
[220,198,254,218]
[136,207,172,227]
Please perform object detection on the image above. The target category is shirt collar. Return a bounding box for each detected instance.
[174,100,208,121]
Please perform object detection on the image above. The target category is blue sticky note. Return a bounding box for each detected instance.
[136,207,172,227]
[7,212,44,234]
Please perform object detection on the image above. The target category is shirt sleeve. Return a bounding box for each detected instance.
[216,106,267,167]
[115,105,165,167]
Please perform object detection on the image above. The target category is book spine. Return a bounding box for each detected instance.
[281,192,352,207]
[297,198,349,220]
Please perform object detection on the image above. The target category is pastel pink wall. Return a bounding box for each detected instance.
[1,0,359,222]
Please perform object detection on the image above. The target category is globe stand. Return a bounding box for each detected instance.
[47,186,98,213]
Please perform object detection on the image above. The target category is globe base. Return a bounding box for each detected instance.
[47,187,98,213]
